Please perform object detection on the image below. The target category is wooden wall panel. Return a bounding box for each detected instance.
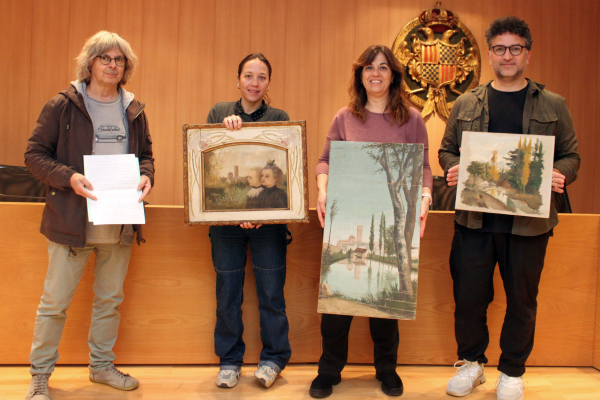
[0,0,32,166]
[355,0,390,53]
[0,0,598,213]
[1,204,598,367]
[593,1,600,370]
[541,0,571,104]
[66,0,108,80]
[513,1,542,84]
[211,0,251,106]
[567,0,599,214]
[105,0,145,98]
[596,219,600,370]
[175,0,216,209]
[139,0,181,206]
[283,1,322,208]
[28,0,71,134]
[597,0,600,216]
[317,0,356,170]
[250,0,288,111]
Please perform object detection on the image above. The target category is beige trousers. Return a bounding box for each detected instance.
[29,241,132,375]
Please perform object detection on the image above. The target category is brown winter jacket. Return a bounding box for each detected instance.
[24,84,154,248]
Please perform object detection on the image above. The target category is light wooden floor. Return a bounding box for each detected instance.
[2,365,599,400]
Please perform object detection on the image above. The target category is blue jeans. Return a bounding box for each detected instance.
[209,224,292,372]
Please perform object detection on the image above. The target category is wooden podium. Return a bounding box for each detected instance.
[1,203,599,369]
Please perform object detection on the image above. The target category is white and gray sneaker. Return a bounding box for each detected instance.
[25,373,51,400]
[254,365,278,388]
[446,360,486,397]
[216,369,240,388]
[495,372,524,400]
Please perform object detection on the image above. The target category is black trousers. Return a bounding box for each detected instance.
[317,313,399,376]
[450,223,550,377]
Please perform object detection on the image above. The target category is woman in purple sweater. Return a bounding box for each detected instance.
[310,45,433,398]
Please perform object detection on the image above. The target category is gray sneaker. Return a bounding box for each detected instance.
[89,365,139,391]
[25,374,51,400]
[254,365,279,388]
[216,369,240,388]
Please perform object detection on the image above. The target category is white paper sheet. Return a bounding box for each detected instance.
[84,154,145,225]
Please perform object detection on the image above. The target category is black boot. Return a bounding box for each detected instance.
[376,370,404,396]
[309,374,342,398]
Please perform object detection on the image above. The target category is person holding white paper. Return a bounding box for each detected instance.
[24,31,154,399]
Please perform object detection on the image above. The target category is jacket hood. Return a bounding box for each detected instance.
[71,80,136,110]
[65,81,144,119]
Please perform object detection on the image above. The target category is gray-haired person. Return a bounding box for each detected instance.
[24,31,154,399]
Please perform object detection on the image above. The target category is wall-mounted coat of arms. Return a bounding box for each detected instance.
[392,2,481,119]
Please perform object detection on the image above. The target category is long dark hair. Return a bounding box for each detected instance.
[348,45,410,126]
[238,53,272,104]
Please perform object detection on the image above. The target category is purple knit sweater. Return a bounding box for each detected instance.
[316,106,433,189]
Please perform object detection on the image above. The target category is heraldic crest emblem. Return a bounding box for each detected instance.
[392,2,481,118]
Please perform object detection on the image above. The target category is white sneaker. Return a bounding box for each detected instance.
[216,369,240,388]
[446,360,486,397]
[495,372,524,400]
[254,365,278,388]
[25,374,51,400]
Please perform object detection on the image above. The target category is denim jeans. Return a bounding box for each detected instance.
[30,241,131,375]
[209,224,291,372]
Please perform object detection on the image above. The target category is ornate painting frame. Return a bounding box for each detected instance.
[183,121,309,226]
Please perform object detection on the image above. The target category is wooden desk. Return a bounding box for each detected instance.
[1,204,598,368]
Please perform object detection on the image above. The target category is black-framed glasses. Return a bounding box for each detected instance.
[491,45,527,56]
[96,55,127,67]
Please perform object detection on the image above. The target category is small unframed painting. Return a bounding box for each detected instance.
[456,131,555,218]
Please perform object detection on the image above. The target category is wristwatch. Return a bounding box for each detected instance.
[422,192,433,208]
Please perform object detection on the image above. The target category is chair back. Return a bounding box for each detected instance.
[0,164,46,202]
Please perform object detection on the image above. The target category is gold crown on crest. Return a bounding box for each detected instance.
[419,2,459,32]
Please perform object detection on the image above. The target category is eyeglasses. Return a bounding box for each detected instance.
[491,45,527,56]
[96,55,127,67]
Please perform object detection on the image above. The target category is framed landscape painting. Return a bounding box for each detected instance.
[456,131,555,218]
[183,121,309,225]
[318,141,424,320]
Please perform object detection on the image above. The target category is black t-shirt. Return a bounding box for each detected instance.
[481,83,528,233]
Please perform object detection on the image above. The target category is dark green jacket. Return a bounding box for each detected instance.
[438,79,581,236]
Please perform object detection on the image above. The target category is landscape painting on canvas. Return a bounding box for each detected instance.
[318,141,424,320]
[456,131,555,218]
[202,144,289,211]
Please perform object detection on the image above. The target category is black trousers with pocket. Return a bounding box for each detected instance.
[450,223,550,377]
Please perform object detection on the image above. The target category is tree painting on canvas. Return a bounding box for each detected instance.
[456,132,555,218]
[318,141,424,320]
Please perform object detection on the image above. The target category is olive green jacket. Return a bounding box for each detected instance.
[438,79,581,236]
